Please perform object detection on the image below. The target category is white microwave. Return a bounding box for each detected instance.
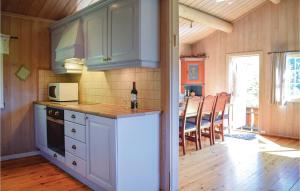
[48,83,78,101]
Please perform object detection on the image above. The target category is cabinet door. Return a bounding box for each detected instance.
[86,115,116,191]
[51,26,65,72]
[34,104,47,152]
[108,0,138,63]
[83,8,108,66]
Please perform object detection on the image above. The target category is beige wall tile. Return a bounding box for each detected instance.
[38,67,161,110]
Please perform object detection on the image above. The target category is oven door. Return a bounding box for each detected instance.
[47,116,65,156]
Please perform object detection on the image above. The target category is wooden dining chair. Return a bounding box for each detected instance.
[179,97,202,155]
[212,93,229,143]
[198,95,216,147]
[218,92,231,133]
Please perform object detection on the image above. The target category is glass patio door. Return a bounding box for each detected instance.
[228,54,260,131]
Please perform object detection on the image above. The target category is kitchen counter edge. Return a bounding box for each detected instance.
[34,101,161,119]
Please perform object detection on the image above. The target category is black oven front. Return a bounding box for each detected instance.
[46,107,65,156]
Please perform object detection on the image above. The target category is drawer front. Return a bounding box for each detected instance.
[65,121,86,143]
[47,149,65,164]
[65,136,86,160]
[66,152,86,177]
[65,110,86,125]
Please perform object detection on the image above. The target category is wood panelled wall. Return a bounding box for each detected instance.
[192,0,300,139]
[0,13,52,156]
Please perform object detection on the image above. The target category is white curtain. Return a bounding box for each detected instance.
[270,53,287,106]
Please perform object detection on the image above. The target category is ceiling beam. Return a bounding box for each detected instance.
[269,0,280,4]
[179,3,233,33]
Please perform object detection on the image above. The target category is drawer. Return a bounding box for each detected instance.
[65,136,86,160]
[65,110,86,125]
[65,121,86,143]
[66,152,86,177]
[47,149,65,164]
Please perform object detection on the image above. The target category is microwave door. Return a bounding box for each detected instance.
[49,86,57,98]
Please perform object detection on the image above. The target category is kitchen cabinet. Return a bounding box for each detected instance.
[51,26,66,73]
[86,114,160,191]
[86,115,116,191]
[34,104,47,152]
[34,103,160,191]
[107,0,138,64]
[83,7,108,67]
[51,0,159,71]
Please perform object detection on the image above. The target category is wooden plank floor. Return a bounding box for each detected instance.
[179,134,300,191]
[1,156,91,191]
[1,134,299,191]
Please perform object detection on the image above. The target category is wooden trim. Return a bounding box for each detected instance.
[159,0,179,190]
[0,151,40,161]
[259,133,300,140]
[1,12,55,23]
[180,57,206,62]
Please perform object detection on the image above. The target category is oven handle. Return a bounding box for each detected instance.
[47,116,64,125]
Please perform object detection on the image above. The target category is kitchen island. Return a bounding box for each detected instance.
[34,102,160,191]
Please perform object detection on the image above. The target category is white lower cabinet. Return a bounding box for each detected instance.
[46,149,65,164]
[34,104,47,152]
[86,114,160,191]
[86,115,116,191]
[65,152,87,177]
[34,104,160,191]
[65,136,86,160]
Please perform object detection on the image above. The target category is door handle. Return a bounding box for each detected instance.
[71,114,76,119]
[53,153,57,158]
[72,145,76,150]
[71,128,76,133]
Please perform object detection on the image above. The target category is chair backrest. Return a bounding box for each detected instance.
[218,92,231,104]
[181,98,202,132]
[186,97,202,117]
[184,97,202,118]
[213,93,228,121]
[198,95,216,123]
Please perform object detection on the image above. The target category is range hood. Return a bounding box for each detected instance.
[55,20,84,73]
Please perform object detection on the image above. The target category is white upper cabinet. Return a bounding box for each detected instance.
[107,0,138,64]
[51,26,65,73]
[83,7,108,67]
[51,0,159,71]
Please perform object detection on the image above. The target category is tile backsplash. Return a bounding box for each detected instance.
[38,67,161,110]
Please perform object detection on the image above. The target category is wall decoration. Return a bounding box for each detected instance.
[188,64,199,80]
[15,65,31,81]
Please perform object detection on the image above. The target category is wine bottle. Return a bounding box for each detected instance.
[131,82,138,109]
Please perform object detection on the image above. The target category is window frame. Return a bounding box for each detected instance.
[285,52,300,103]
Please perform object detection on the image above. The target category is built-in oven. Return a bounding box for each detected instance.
[47,107,65,156]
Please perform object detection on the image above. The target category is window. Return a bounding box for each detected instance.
[286,53,300,102]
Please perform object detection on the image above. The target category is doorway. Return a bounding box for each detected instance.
[227,53,260,132]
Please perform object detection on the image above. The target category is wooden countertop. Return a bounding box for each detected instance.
[34,101,161,119]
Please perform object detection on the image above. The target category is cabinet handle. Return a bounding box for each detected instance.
[71,128,76,133]
[72,145,76,150]
[53,153,57,158]
[71,114,76,119]
[72,161,77,166]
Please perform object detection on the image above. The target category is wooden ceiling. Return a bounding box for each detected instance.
[1,0,102,20]
[179,0,267,44]
[1,0,268,44]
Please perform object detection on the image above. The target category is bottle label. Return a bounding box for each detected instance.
[131,94,137,101]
